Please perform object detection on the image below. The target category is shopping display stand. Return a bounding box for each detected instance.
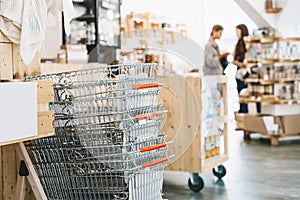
[236,77,300,146]
[0,81,54,200]
[159,74,229,191]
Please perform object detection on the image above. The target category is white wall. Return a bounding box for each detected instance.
[276,0,300,37]
[234,0,300,37]
[202,0,257,51]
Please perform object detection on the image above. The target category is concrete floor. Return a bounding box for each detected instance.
[162,131,300,200]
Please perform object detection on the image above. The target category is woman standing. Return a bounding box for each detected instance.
[204,25,229,75]
[233,24,249,113]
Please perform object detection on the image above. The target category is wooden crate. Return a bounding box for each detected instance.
[0,81,54,200]
[0,30,41,79]
[159,75,229,173]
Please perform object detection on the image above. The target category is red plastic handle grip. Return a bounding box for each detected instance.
[135,112,161,121]
[140,143,166,153]
[132,83,159,90]
[142,157,169,168]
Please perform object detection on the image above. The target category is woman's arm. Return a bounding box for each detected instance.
[233,60,247,68]
[219,52,230,60]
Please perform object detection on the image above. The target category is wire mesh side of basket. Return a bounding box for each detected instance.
[26,63,169,200]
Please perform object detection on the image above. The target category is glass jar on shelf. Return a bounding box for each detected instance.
[293,81,300,99]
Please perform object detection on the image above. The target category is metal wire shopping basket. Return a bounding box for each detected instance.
[25,63,171,200]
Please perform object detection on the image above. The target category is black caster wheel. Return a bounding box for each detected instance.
[212,164,227,179]
[188,173,204,192]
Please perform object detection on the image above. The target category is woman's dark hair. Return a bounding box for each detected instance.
[236,24,249,37]
[235,24,249,62]
[210,24,223,36]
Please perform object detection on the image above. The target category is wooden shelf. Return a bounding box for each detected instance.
[263,58,300,63]
[244,78,278,85]
[239,97,261,103]
[242,130,300,146]
[260,36,281,43]
[245,36,280,44]
[244,78,259,84]
[239,96,300,105]
[246,60,259,64]
[265,7,282,13]
[285,37,300,41]
[259,79,279,85]
[245,78,300,85]
[246,58,300,65]
[246,36,300,44]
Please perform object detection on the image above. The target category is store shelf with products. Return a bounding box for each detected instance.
[236,75,300,145]
[63,0,121,63]
[242,74,300,102]
[236,34,300,144]
[244,36,300,65]
[122,11,188,39]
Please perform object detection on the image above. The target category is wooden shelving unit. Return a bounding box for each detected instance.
[237,76,300,145]
[159,75,229,191]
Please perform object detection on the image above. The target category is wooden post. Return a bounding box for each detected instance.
[270,136,279,146]
[222,77,229,155]
[14,143,47,200]
[0,32,13,200]
[244,130,251,140]
[0,43,13,80]
[2,145,17,199]
[15,176,26,200]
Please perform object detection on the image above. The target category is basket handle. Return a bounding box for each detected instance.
[132,83,159,90]
[142,157,169,168]
[140,143,166,153]
[135,112,161,121]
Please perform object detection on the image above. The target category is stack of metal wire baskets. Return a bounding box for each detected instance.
[26,63,171,200]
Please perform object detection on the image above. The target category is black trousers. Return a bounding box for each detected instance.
[236,78,248,113]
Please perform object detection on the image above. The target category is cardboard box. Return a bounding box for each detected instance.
[278,115,300,135]
[235,113,246,129]
[261,104,300,116]
[244,114,271,134]
[236,114,280,135]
